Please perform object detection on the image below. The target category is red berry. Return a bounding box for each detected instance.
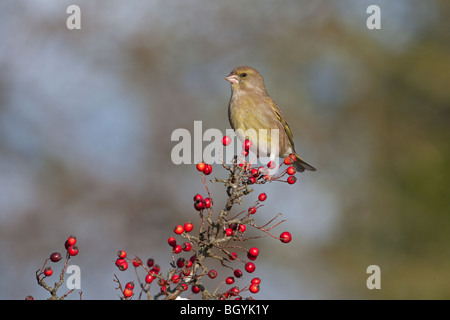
[203,164,213,175]
[132,257,142,267]
[67,245,79,256]
[239,224,246,233]
[286,166,296,175]
[147,258,155,268]
[172,274,181,283]
[226,277,235,285]
[123,288,133,298]
[248,206,257,214]
[173,245,182,254]
[184,222,194,233]
[193,194,203,202]
[194,200,205,211]
[284,156,294,165]
[251,277,261,285]
[249,284,259,294]
[267,161,276,169]
[258,193,267,201]
[182,242,192,252]
[222,135,232,146]
[287,176,297,184]
[225,228,233,237]
[179,283,188,291]
[204,197,212,208]
[125,281,135,290]
[247,177,256,184]
[43,267,53,277]
[245,262,256,273]
[168,236,177,247]
[251,168,259,177]
[233,269,243,278]
[117,250,127,259]
[191,285,201,294]
[196,162,206,172]
[50,252,61,263]
[229,286,240,296]
[280,231,292,243]
[229,252,237,260]
[243,139,252,151]
[115,258,128,271]
[67,235,77,246]
[145,274,154,284]
[176,257,186,268]
[174,225,184,235]
[248,247,259,257]
[208,270,217,279]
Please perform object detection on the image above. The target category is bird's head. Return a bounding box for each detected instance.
[225,66,267,95]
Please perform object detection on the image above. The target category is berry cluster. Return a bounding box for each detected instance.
[113,137,295,300]
[29,235,80,300]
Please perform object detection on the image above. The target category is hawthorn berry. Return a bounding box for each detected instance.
[248,247,259,257]
[125,282,135,290]
[196,162,206,172]
[287,176,297,184]
[117,250,127,259]
[174,225,184,235]
[208,270,217,279]
[147,258,155,268]
[238,224,246,233]
[67,235,77,246]
[43,267,53,277]
[249,284,260,294]
[222,135,232,146]
[202,164,213,175]
[251,168,259,177]
[247,252,257,261]
[50,252,61,263]
[132,257,142,267]
[280,231,292,243]
[225,228,233,237]
[191,285,201,294]
[193,194,203,202]
[248,206,257,214]
[243,139,252,151]
[247,177,256,184]
[229,252,237,260]
[251,277,261,285]
[179,283,188,291]
[245,262,256,273]
[115,258,128,271]
[287,166,296,175]
[168,236,177,247]
[184,222,194,233]
[67,245,79,256]
[172,274,181,284]
[284,156,294,165]
[145,274,154,284]
[267,161,276,169]
[123,288,133,298]
[194,200,205,211]
[226,277,235,285]
[204,197,212,208]
[258,193,267,201]
[176,257,185,268]
[233,269,243,278]
[173,244,182,254]
[182,242,192,252]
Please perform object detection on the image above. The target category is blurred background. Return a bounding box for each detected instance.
[1,0,449,299]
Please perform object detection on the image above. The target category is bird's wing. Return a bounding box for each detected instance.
[268,99,295,149]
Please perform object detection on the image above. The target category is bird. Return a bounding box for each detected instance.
[225,66,316,172]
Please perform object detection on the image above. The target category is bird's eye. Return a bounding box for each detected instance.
[241,73,247,78]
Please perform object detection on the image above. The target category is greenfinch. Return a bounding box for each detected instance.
[225,66,316,172]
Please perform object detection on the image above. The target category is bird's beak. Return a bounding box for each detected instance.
[225,73,239,84]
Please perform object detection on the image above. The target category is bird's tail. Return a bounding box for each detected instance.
[293,152,316,172]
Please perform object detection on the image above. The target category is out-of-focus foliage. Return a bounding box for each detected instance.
[0,0,448,299]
